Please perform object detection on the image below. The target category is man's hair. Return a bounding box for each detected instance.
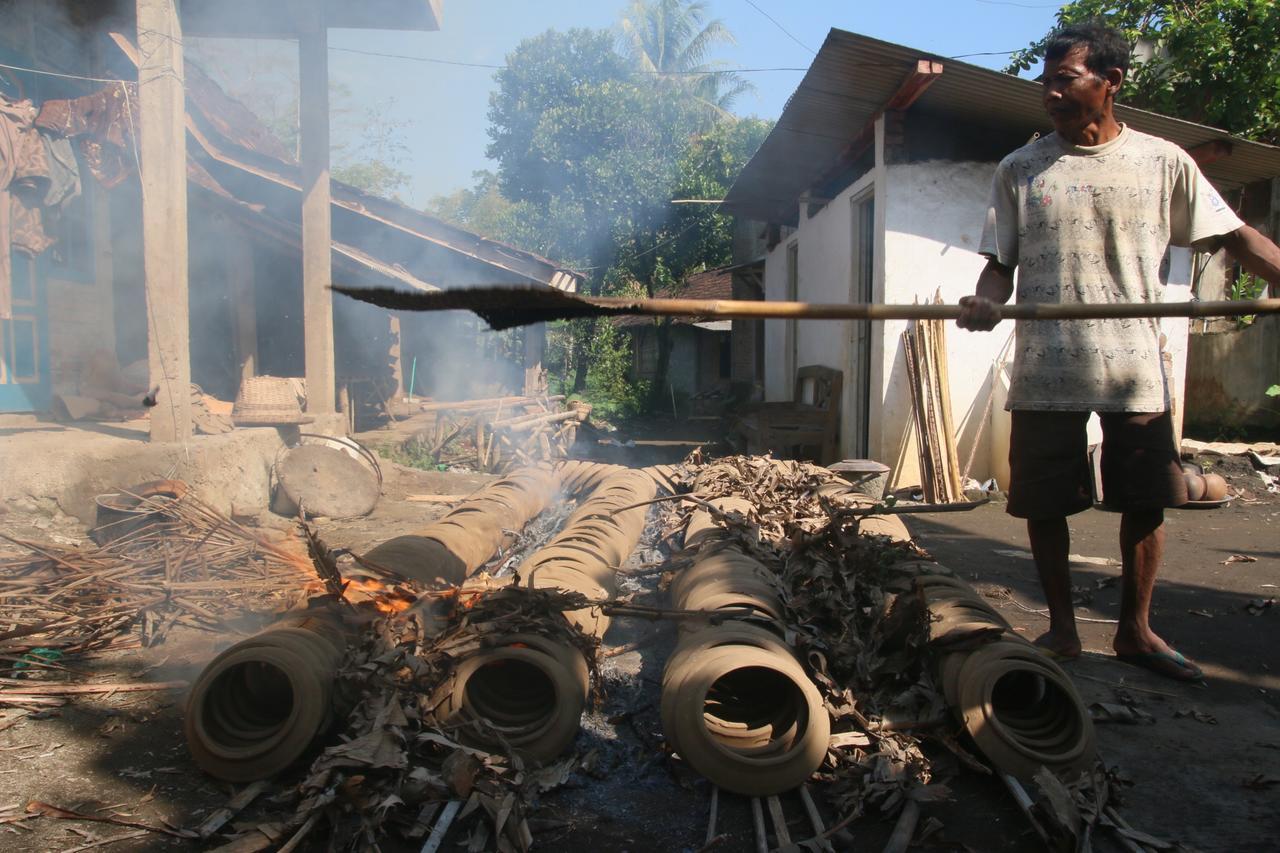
[1044,22,1130,77]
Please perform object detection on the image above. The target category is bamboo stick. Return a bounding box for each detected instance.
[577,295,1280,321]
[413,395,563,414]
[490,409,581,432]
[333,283,1280,324]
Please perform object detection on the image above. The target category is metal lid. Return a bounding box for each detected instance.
[827,459,890,474]
[276,444,379,518]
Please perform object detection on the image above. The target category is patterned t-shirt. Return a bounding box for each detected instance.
[979,125,1243,412]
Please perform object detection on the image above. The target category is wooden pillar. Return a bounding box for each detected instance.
[299,17,335,413]
[137,0,191,442]
[225,220,257,384]
[524,322,546,395]
[389,314,404,397]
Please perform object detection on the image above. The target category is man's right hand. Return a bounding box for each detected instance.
[957,295,1002,331]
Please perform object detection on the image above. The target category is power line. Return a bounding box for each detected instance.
[741,0,816,55]
[328,46,505,69]
[948,49,1025,59]
[329,45,806,74]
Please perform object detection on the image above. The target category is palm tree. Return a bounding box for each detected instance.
[618,0,752,123]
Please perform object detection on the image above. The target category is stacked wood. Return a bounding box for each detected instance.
[410,393,585,473]
[902,300,964,503]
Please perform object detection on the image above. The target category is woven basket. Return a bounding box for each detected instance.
[232,376,313,426]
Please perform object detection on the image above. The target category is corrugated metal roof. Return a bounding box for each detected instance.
[725,28,1280,223]
[109,33,580,293]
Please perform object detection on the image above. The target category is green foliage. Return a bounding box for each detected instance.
[618,0,753,123]
[1006,1,1280,143]
[1229,270,1268,326]
[552,321,649,421]
[372,441,445,472]
[486,29,633,216]
[1266,384,1280,397]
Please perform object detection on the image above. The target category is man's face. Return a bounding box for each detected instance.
[1041,44,1116,135]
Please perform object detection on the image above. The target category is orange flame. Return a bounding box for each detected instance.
[344,576,414,613]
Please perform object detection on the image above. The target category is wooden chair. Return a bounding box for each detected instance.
[735,366,842,464]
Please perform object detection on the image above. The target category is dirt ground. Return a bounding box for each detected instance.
[904,485,1280,852]
[1,432,1276,851]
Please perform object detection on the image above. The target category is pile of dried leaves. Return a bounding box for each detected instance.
[225,581,603,853]
[666,456,1182,853]
[665,455,943,823]
[0,486,315,659]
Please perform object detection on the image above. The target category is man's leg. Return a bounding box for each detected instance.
[1113,509,1174,657]
[1006,410,1092,658]
[1101,413,1200,680]
[1027,516,1081,657]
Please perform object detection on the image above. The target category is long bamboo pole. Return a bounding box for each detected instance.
[587,296,1280,322]
[333,284,1280,329]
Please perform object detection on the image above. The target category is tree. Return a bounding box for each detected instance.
[486,28,633,212]
[1007,1,1280,144]
[618,0,752,123]
[479,22,764,404]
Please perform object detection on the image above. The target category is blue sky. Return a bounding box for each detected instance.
[309,1,1068,206]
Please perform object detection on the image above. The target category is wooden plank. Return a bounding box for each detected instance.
[705,786,719,846]
[226,220,257,383]
[420,800,462,853]
[886,59,945,110]
[195,781,270,840]
[0,680,188,696]
[299,11,335,415]
[750,797,768,853]
[137,0,192,442]
[1186,139,1232,168]
[766,795,791,847]
[810,58,943,191]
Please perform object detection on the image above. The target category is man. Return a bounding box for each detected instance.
[957,22,1280,681]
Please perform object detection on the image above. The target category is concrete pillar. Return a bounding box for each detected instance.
[137,0,191,442]
[299,17,335,414]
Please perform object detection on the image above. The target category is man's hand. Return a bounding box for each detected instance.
[957,295,1003,331]
[958,258,1015,331]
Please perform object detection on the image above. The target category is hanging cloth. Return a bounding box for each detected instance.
[0,98,36,320]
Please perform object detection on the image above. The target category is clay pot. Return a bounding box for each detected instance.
[1202,472,1228,501]
[185,611,352,782]
[1183,472,1206,502]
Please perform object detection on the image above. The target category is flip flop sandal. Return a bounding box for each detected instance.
[1031,642,1080,663]
[1115,649,1204,682]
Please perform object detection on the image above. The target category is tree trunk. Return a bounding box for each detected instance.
[572,317,595,393]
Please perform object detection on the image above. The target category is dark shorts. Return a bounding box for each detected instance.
[1006,410,1187,520]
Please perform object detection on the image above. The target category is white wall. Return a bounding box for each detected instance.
[879,161,1004,487]
[762,173,876,459]
[761,160,1001,478]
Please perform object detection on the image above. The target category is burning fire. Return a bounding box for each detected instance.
[343,576,415,613]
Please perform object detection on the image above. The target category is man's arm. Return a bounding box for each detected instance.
[957,258,1015,331]
[1201,225,1280,297]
